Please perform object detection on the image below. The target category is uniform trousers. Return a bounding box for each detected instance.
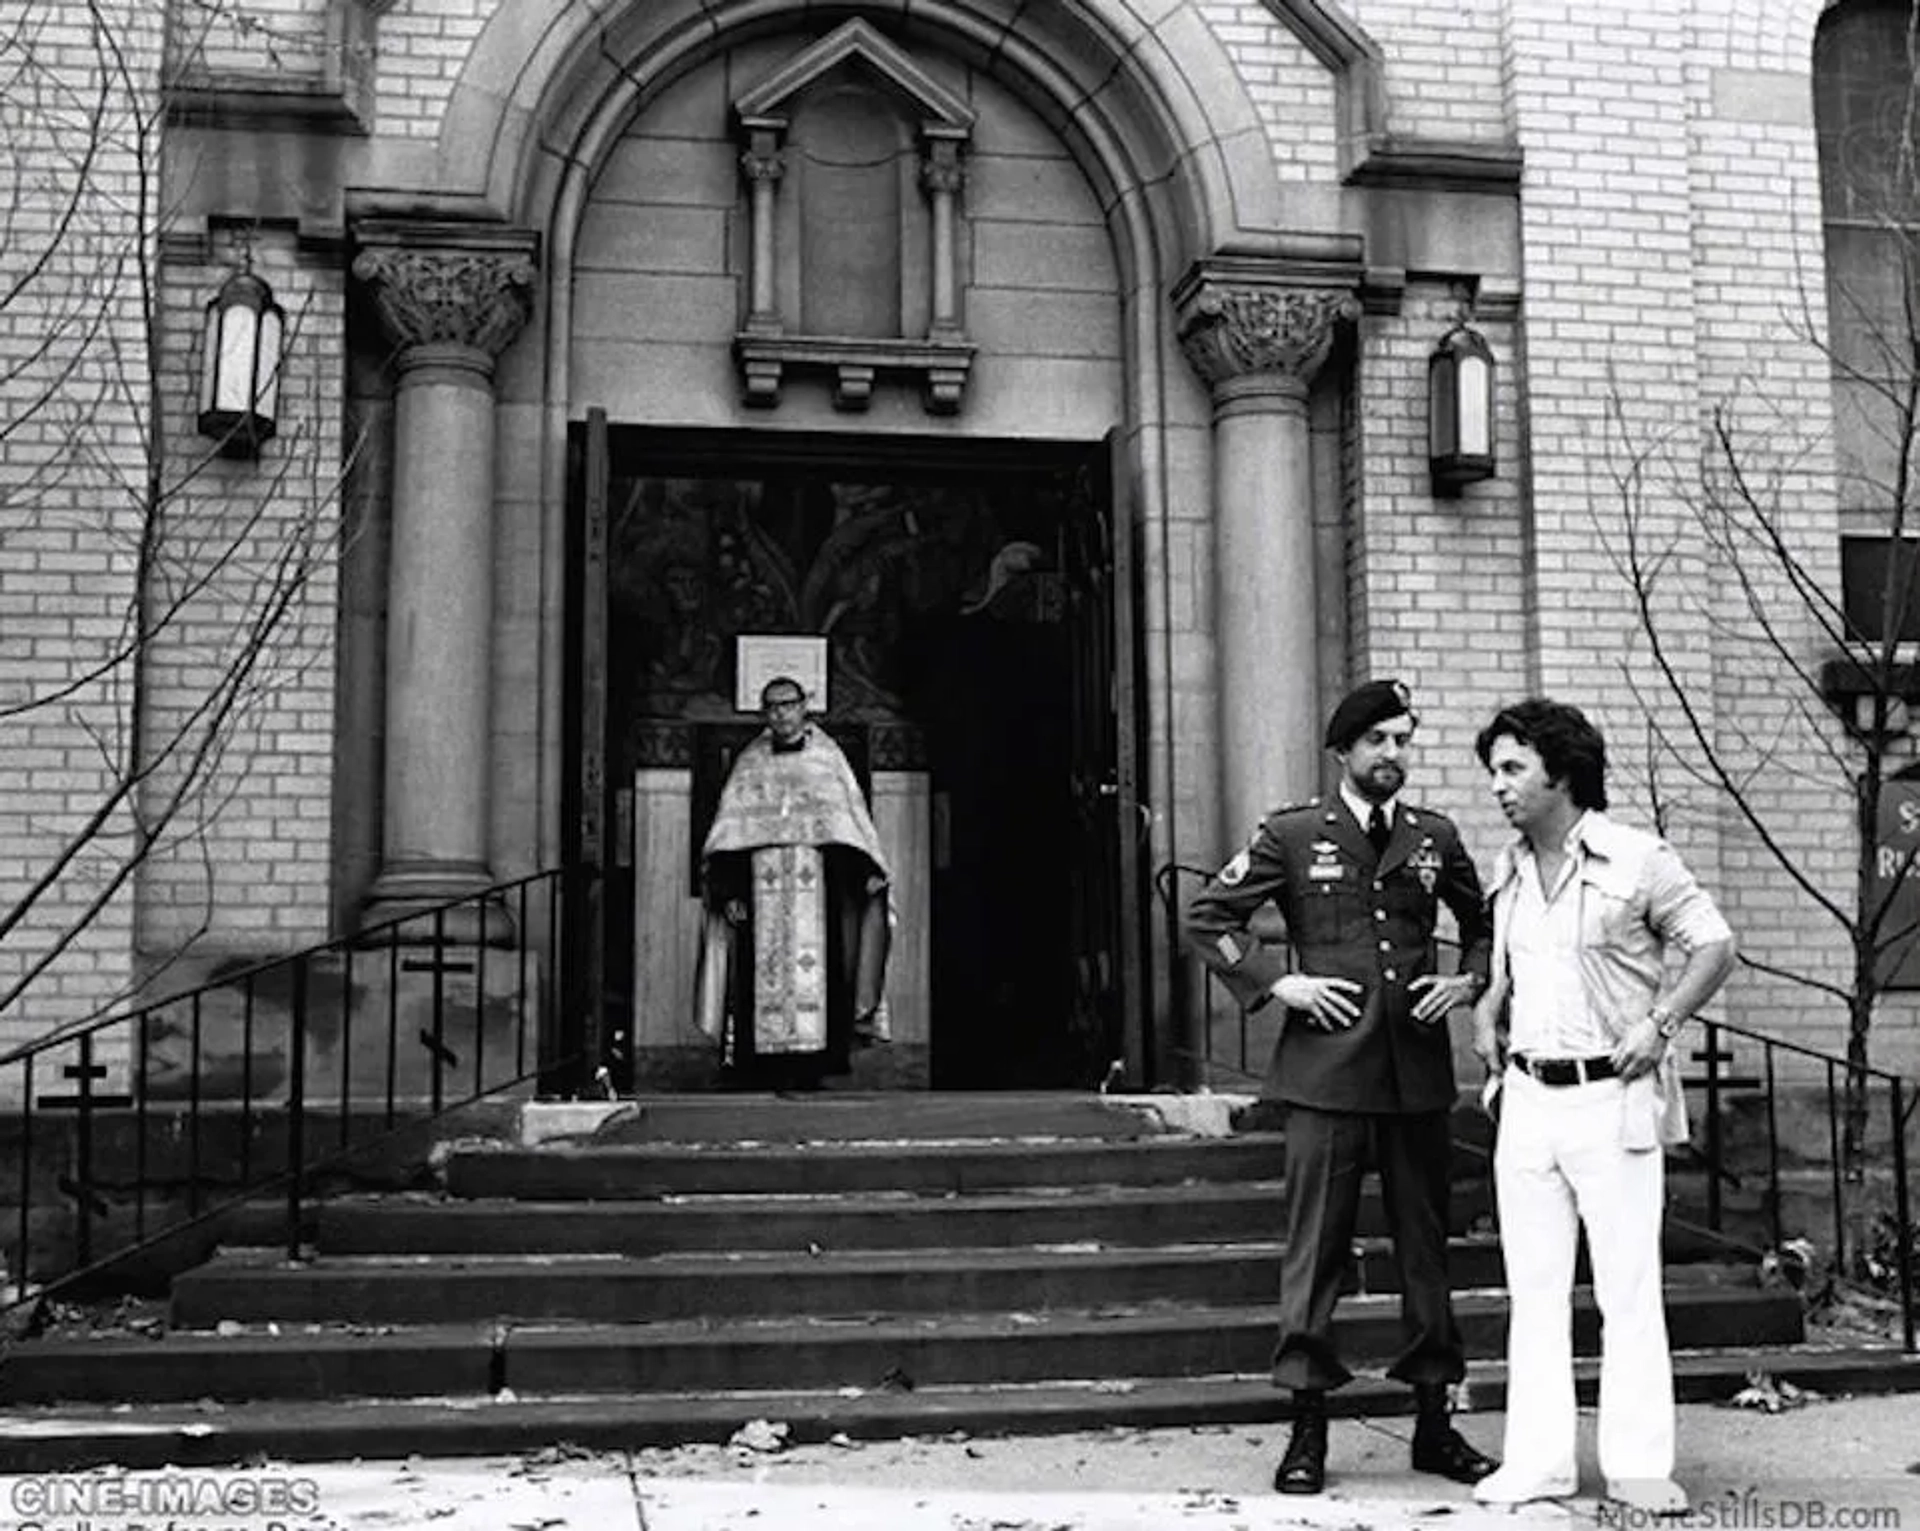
[1492,1067,1675,1487]
[1273,1104,1464,1392]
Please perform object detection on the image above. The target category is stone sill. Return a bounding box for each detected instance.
[733,332,976,415]
[166,76,369,136]
[1345,137,1524,194]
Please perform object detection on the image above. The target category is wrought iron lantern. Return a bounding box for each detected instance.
[1428,322,1496,494]
[198,269,286,458]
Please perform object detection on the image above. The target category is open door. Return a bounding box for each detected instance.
[1063,429,1151,1087]
[562,407,614,1091]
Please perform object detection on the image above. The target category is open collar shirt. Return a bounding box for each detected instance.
[1506,816,1618,1060]
[1485,811,1733,1147]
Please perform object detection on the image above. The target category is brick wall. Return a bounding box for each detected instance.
[1195,1,1340,180]
[162,0,492,139]
[372,0,493,138]
[1686,4,1911,1069]
[1488,0,1888,1066]
[0,7,342,1093]
[1499,2,1719,862]
[1687,40,1850,1044]
[1347,0,1511,141]
[1352,287,1532,866]
[137,229,342,960]
[0,1,165,1060]
[168,0,332,79]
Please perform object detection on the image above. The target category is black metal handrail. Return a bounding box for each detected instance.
[2,867,592,1315]
[1155,860,1268,1088]
[1154,858,1918,1353]
[1687,1014,1916,1351]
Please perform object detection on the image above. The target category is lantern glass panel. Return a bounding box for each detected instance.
[1457,353,1492,457]
[199,300,222,415]
[214,303,258,414]
[253,306,284,418]
[1428,357,1457,457]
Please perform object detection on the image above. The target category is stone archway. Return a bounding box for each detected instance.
[465,0,1279,887]
[351,0,1372,1083]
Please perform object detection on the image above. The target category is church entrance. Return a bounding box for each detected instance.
[564,421,1146,1092]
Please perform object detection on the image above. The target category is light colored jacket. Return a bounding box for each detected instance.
[1479,812,1734,1148]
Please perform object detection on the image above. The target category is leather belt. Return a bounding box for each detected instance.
[1509,1052,1619,1087]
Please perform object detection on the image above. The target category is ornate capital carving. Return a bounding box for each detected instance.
[920,135,966,197]
[352,234,539,358]
[920,155,966,197]
[1174,282,1359,390]
[740,148,787,184]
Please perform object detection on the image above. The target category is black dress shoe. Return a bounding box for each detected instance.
[1274,1414,1328,1494]
[1411,1423,1498,1485]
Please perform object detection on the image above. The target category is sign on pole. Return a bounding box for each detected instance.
[1872,774,1920,987]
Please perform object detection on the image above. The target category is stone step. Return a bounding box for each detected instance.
[7,1344,1910,1473]
[440,1136,1304,1200]
[11,1345,1916,1473]
[174,1225,1748,1329]
[311,1179,1496,1256]
[552,1092,1188,1144]
[488,1287,1804,1394]
[0,1288,1809,1409]
[170,1238,1505,1326]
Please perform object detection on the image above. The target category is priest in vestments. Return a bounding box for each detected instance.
[696,676,892,1088]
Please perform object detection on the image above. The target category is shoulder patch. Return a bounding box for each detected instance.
[1219,848,1253,886]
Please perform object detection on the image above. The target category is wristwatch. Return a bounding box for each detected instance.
[1649,1005,1684,1040]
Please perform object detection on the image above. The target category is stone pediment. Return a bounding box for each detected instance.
[728,19,977,414]
[733,18,975,142]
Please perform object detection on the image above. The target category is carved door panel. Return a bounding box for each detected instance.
[563,407,615,1091]
[1063,429,1150,1087]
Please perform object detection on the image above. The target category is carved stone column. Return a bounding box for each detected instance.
[920,137,966,338]
[352,224,538,930]
[1174,265,1358,841]
[738,133,785,335]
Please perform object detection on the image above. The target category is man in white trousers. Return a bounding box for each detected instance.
[1468,699,1736,1516]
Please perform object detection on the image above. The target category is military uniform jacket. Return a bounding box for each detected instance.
[1186,799,1493,1114]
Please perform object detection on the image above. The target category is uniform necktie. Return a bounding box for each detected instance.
[1367,805,1391,856]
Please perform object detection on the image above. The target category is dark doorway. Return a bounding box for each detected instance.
[917,608,1074,1087]
[565,426,1143,1091]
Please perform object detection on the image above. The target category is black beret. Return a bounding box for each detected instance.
[1324,678,1416,751]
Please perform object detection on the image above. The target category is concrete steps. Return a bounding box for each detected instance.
[166,1225,1752,1330]
[0,1091,1842,1468]
[309,1180,1483,1256]
[440,1137,1293,1199]
[0,1286,1806,1405]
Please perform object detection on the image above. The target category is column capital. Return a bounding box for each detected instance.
[352,221,540,359]
[1172,265,1359,392]
[740,148,787,184]
[920,155,967,196]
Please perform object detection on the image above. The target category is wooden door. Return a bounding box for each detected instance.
[1062,430,1150,1086]
[562,407,613,1090]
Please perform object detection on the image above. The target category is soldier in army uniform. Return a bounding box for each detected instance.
[1186,679,1497,1496]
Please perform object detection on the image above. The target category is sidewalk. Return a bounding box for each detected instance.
[5,1393,1919,1530]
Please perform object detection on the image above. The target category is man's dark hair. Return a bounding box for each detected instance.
[1473,697,1609,811]
[759,675,806,708]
